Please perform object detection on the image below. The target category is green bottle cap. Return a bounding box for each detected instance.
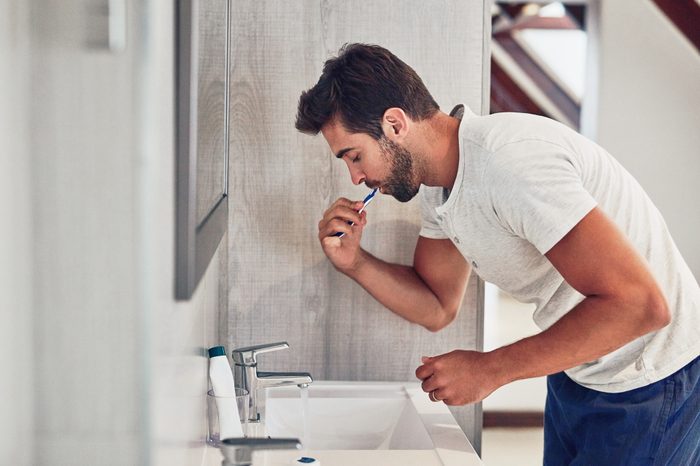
[208,346,226,358]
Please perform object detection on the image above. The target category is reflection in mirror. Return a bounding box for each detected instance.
[196,1,229,225]
[175,0,230,300]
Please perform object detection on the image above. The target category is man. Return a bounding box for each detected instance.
[295,43,700,465]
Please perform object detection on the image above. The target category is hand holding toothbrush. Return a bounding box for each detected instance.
[333,188,377,238]
[317,188,378,272]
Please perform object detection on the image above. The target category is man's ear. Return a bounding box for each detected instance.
[381,107,410,141]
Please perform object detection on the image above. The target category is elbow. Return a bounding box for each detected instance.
[645,289,671,331]
[635,287,671,334]
[424,305,459,333]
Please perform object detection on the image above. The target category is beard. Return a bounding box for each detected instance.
[377,137,421,203]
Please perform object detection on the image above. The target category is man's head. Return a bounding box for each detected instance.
[295,43,439,138]
[295,44,439,201]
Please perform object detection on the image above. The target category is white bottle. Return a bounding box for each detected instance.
[208,346,244,439]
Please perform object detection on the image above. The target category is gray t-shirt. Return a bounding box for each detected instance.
[420,105,700,393]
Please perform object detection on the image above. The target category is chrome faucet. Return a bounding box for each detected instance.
[231,341,313,422]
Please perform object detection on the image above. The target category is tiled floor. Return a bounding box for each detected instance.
[481,427,544,466]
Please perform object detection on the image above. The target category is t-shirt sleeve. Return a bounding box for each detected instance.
[419,185,448,239]
[484,142,597,254]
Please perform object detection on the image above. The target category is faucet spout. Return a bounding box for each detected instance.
[256,371,313,388]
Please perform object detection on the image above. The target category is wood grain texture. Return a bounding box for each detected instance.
[227,0,487,447]
[195,0,229,224]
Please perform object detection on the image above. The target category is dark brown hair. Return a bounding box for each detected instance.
[295,44,439,139]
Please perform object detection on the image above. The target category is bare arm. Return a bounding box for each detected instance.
[417,207,670,404]
[318,198,470,331]
[491,206,670,382]
[346,237,470,331]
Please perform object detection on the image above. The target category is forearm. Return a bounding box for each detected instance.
[342,248,452,331]
[488,293,670,385]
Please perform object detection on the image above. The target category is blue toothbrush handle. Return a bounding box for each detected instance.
[331,188,377,238]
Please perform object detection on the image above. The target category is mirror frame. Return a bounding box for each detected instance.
[174,0,230,300]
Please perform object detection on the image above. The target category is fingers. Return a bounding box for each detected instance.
[421,375,439,393]
[418,376,443,403]
[321,236,342,250]
[428,388,447,403]
[419,350,490,406]
[318,217,355,240]
[318,198,366,237]
[417,355,447,403]
[318,214,367,241]
[322,198,364,221]
[415,361,434,381]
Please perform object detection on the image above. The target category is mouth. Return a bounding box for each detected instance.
[366,182,382,192]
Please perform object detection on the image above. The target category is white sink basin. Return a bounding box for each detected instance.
[264,383,433,450]
[203,381,482,466]
[229,381,484,466]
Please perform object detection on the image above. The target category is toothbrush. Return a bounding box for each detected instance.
[334,188,378,238]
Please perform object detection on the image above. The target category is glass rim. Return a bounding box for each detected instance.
[207,387,249,398]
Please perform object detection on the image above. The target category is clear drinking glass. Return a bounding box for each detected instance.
[207,387,249,445]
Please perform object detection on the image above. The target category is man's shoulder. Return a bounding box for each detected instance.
[461,111,574,154]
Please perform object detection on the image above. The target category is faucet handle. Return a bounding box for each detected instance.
[220,437,301,466]
[231,341,289,366]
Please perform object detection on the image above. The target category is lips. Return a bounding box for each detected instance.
[365,182,381,192]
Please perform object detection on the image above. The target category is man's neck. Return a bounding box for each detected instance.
[413,111,461,189]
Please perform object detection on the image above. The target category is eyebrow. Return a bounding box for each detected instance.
[335,147,354,159]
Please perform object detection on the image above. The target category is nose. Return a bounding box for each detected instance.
[349,166,366,186]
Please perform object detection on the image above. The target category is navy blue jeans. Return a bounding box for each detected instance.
[544,355,700,466]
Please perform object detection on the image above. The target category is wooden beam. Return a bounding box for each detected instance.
[500,3,528,20]
[497,15,580,34]
[491,57,548,116]
[564,4,586,30]
[494,33,581,127]
[483,411,545,428]
[651,0,700,53]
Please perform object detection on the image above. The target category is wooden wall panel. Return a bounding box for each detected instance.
[228,0,332,377]
[227,0,487,447]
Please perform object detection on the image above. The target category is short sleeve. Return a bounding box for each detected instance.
[419,185,449,239]
[484,141,597,254]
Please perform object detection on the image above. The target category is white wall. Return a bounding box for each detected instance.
[594,0,700,278]
[483,285,546,412]
[0,2,225,465]
[0,1,33,465]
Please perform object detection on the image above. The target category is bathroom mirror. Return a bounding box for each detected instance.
[175,0,231,300]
